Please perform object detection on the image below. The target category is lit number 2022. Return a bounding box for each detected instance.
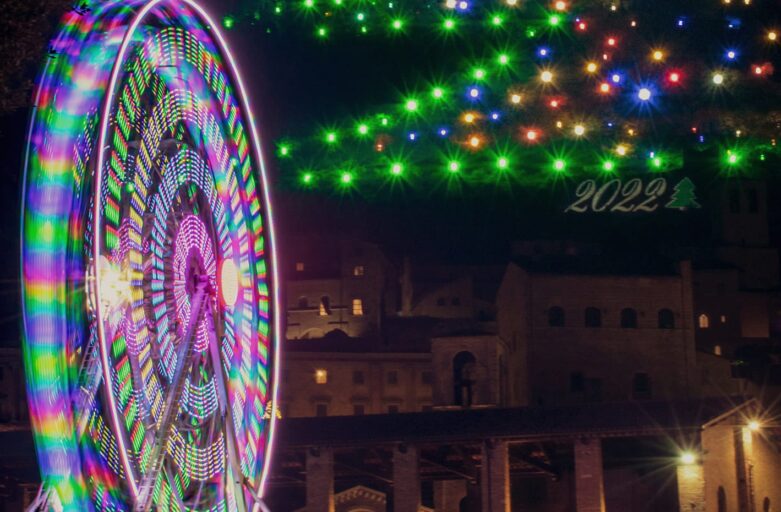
[565,178,668,213]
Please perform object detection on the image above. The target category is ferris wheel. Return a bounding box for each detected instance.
[20,0,279,510]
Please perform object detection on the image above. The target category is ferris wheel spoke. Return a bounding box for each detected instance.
[205,300,249,511]
[135,277,211,511]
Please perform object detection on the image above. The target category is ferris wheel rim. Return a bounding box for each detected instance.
[21,0,281,507]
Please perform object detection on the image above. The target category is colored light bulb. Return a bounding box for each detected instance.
[602,160,616,171]
[541,70,554,83]
[638,88,652,101]
[498,53,510,65]
[390,163,404,175]
[448,160,461,172]
[586,61,598,73]
[553,159,566,171]
[497,157,509,169]
[712,72,725,85]
[405,99,419,112]
[432,87,445,99]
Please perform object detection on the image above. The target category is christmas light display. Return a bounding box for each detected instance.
[233,0,780,192]
[21,0,279,510]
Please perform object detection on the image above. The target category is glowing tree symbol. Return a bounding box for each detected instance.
[666,178,701,210]
[20,0,280,510]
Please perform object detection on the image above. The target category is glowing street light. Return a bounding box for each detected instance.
[680,451,697,465]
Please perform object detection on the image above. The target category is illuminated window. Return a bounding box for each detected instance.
[584,307,601,327]
[352,298,364,316]
[699,314,710,329]
[315,368,328,384]
[658,309,675,329]
[720,315,727,324]
[714,345,722,356]
[295,262,305,272]
[620,308,638,328]
[315,403,328,417]
[353,265,365,276]
[548,306,565,327]
[319,296,331,316]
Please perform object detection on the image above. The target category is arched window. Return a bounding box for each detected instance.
[718,487,727,512]
[699,314,710,329]
[621,308,638,328]
[548,306,565,327]
[453,351,477,407]
[658,309,675,329]
[584,307,602,328]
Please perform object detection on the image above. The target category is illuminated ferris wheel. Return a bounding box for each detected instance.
[21,0,279,510]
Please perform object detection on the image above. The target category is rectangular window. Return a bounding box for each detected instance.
[315,404,328,417]
[352,298,364,316]
[319,296,331,316]
[632,373,652,400]
[570,372,585,393]
[747,189,759,213]
[353,265,365,277]
[295,262,305,272]
[387,370,398,385]
[352,370,365,385]
[315,369,328,384]
[387,405,399,414]
[421,371,433,385]
[729,189,741,213]
[353,404,365,416]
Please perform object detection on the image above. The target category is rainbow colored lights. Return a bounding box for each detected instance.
[21,0,279,509]
[258,0,781,191]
